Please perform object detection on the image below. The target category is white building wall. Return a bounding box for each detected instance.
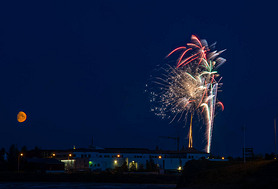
[73,151,209,171]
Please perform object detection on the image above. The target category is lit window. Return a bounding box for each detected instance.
[89,161,93,167]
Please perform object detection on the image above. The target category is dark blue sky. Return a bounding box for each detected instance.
[0,1,277,157]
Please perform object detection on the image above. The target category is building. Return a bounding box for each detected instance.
[49,147,209,172]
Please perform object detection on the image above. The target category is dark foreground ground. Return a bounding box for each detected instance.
[0,182,176,189]
[1,160,278,188]
[0,172,179,185]
[176,160,278,189]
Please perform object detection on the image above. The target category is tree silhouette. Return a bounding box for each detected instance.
[8,144,19,171]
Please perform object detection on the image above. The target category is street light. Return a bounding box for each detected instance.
[67,153,73,171]
[18,153,23,173]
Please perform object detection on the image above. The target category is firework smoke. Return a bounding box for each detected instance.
[149,35,226,153]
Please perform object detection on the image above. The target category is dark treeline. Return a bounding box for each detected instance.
[0,144,42,172]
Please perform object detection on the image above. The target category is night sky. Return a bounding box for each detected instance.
[0,1,277,157]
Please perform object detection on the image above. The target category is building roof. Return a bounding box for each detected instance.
[37,147,208,155]
[74,147,208,154]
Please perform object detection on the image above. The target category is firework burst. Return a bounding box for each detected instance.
[148,35,226,153]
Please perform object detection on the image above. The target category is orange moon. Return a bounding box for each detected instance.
[17,111,27,123]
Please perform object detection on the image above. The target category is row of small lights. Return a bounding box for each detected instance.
[51,153,72,157]
[50,154,162,159]
[18,152,252,172]
[23,153,226,161]
[49,152,226,170]
[51,154,121,158]
[20,152,224,171]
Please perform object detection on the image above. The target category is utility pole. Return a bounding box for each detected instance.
[18,153,23,173]
[243,125,246,163]
[274,118,277,158]
[17,155,20,173]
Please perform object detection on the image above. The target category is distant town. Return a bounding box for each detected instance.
[0,144,211,174]
[1,140,275,175]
